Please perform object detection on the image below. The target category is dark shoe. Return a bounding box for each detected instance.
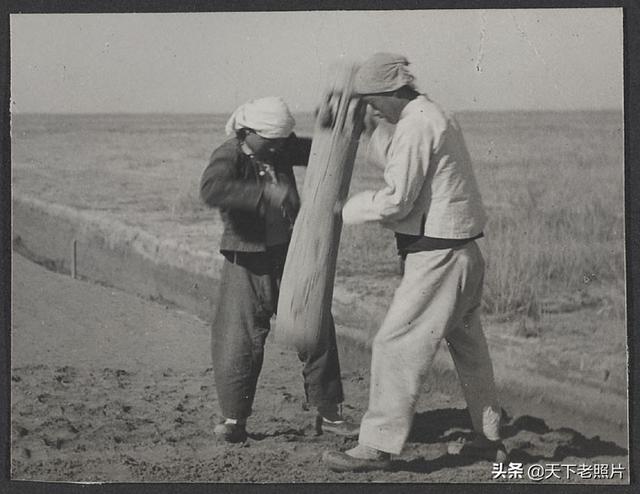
[315,414,360,437]
[322,449,391,472]
[214,422,247,443]
[448,436,507,462]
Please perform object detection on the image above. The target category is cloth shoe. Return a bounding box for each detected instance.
[315,404,359,437]
[322,444,391,472]
[214,419,247,443]
[315,414,360,437]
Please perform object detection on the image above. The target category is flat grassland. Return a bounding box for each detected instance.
[11,111,625,313]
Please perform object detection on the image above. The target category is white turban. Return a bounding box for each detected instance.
[225,96,296,139]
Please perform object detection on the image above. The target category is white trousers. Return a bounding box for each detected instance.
[358,242,500,454]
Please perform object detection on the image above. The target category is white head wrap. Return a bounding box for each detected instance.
[355,53,415,94]
[225,96,296,139]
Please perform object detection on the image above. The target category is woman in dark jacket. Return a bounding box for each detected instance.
[200,96,357,443]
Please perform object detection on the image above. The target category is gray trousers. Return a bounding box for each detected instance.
[211,246,344,420]
[359,242,501,454]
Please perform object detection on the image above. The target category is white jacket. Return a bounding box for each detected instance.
[343,95,487,239]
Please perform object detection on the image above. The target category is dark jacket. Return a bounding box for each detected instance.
[200,133,312,253]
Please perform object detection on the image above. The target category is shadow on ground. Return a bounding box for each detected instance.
[393,408,628,474]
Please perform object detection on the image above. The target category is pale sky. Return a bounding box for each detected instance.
[10,9,623,113]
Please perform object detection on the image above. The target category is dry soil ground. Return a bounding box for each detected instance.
[10,255,628,484]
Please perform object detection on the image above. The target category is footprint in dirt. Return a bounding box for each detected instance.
[27,421,82,453]
[54,365,78,386]
[248,428,307,442]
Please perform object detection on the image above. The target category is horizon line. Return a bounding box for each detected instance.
[10,107,624,116]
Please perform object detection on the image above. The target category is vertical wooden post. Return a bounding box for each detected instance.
[276,62,365,353]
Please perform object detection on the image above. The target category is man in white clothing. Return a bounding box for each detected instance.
[323,53,505,472]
